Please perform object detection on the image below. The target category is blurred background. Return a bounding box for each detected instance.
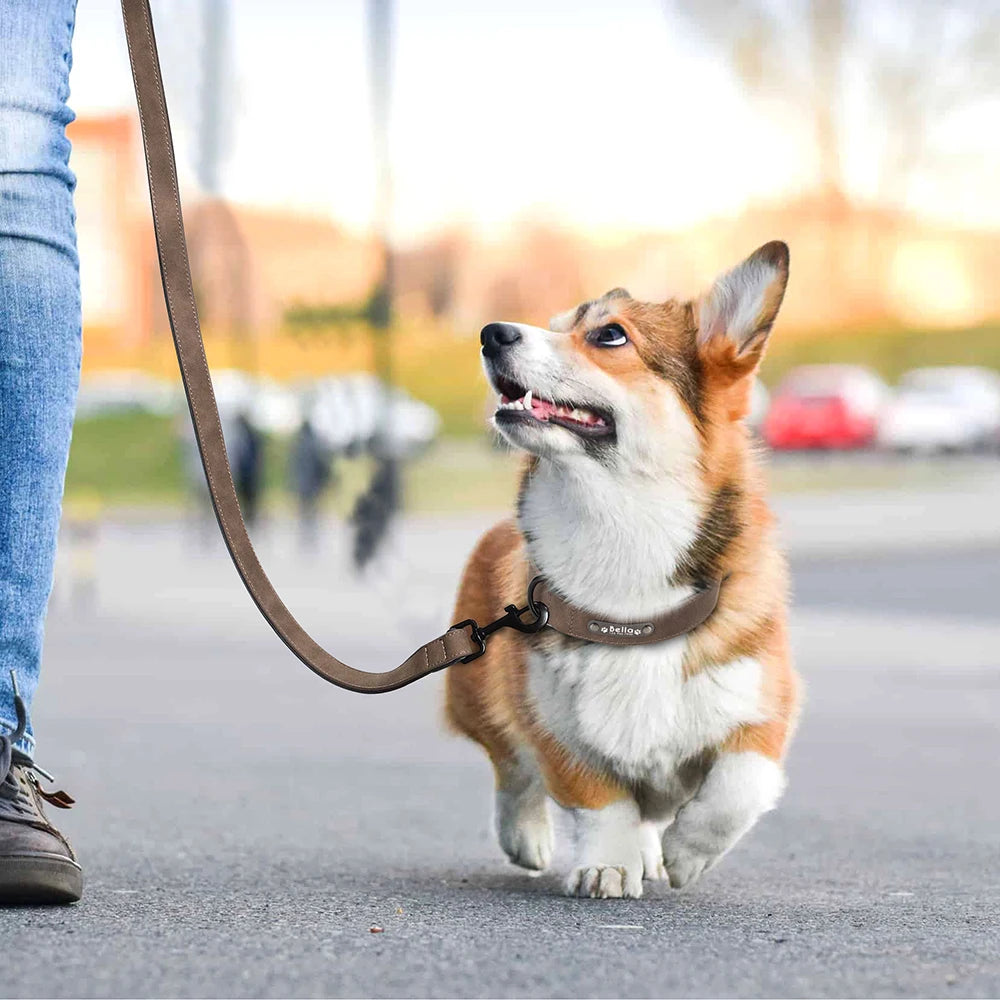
[57,0,1000,584]
[60,0,1000,569]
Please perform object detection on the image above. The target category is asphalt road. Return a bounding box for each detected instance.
[1,514,998,998]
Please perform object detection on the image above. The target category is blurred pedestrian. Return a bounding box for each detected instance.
[289,417,334,549]
[0,0,84,903]
[230,410,264,527]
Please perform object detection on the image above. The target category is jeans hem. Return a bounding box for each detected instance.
[1,717,35,759]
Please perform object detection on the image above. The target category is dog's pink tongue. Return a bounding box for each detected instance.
[531,396,555,420]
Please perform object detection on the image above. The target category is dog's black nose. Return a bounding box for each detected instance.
[480,322,522,359]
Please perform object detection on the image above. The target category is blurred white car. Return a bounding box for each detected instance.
[878,366,1000,453]
[307,374,440,459]
[201,369,302,434]
[253,377,302,435]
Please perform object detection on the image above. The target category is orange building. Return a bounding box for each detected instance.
[68,114,999,359]
[68,114,147,344]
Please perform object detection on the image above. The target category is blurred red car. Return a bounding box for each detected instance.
[763,365,888,450]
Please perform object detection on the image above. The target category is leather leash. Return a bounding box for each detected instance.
[119,0,723,694]
[120,0,481,692]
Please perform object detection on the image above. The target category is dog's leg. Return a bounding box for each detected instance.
[661,750,785,889]
[638,820,668,881]
[635,768,706,882]
[494,746,554,872]
[565,799,644,899]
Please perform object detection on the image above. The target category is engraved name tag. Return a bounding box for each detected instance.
[587,620,655,637]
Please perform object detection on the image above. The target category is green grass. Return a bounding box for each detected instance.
[65,412,519,513]
[392,336,492,438]
[760,321,1000,387]
[68,412,988,516]
[763,454,977,494]
[405,440,519,511]
[66,412,183,504]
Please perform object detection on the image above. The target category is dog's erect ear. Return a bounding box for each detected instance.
[696,241,789,371]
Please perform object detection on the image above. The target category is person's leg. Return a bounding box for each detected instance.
[0,0,83,906]
[0,0,81,757]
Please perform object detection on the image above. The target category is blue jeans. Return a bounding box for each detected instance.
[0,0,81,757]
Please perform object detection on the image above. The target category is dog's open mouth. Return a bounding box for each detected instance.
[491,376,614,439]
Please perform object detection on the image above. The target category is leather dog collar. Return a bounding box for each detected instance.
[528,573,724,646]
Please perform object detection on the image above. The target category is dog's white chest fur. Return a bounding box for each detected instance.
[527,640,765,784]
[519,444,765,791]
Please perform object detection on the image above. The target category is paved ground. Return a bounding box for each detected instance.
[2,500,999,998]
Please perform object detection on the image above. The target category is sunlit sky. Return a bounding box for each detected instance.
[73,0,999,242]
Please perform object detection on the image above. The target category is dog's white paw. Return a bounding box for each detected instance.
[566,800,645,897]
[661,752,787,889]
[661,835,715,889]
[565,864,643,899]
[639,822,667,881]
[499,812,554,871]
[496,790,554,871]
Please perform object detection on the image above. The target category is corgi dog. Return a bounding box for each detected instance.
[446,242,800,899]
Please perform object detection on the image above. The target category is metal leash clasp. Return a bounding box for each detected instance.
[453,576,549,663]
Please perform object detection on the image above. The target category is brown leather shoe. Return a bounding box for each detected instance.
[0,678,82,905]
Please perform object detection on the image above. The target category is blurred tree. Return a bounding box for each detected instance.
[667,0,1000,211]
[866,0,1000,207]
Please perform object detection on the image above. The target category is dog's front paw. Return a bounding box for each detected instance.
[565,863,643,899]
[661,835,716,889]
[500,813,554,871]
[496,791,554,871]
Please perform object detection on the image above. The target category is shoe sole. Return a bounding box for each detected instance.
[0,857,83,905]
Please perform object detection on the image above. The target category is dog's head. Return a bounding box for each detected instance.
[482,241,789,474]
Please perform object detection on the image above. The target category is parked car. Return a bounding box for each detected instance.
[763,365,888,450]
[878,366,1000,453]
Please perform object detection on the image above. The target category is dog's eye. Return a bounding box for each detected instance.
[589,324,628,348]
